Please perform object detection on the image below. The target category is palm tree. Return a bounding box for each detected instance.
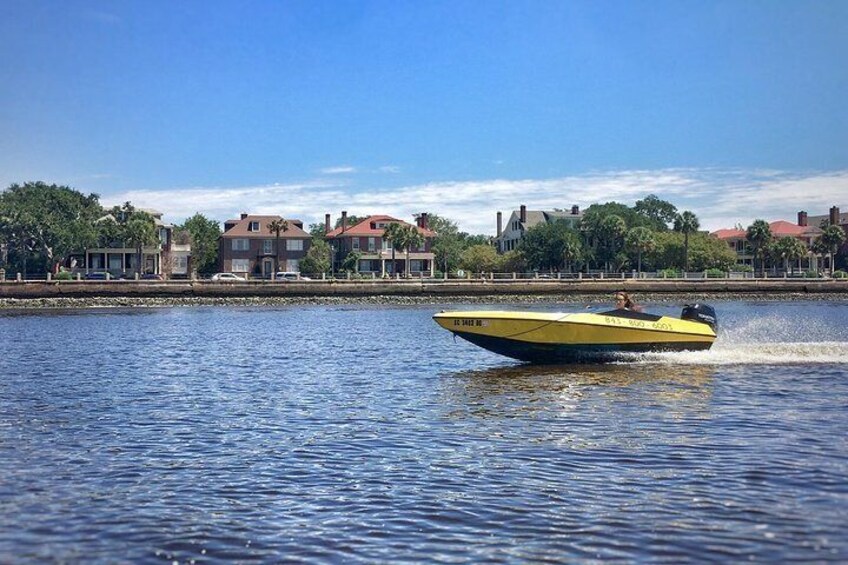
[599,214,626,272]
[383,222,406,277]
[400,224,425,278]
[673,211,699,272]
[267,218,289,274]
[625,226,656,276]
[772,236,807,275]
[124,211,157,276]
[746,219,772,277]
[820,224,846,275]
[561,231,583,273]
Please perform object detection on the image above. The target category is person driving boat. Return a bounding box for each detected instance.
[615,292,643,312]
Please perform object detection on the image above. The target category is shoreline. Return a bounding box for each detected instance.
[1,279,846,310]
[2,292,847,310]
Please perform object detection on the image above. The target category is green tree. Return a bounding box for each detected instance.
[124,210,158,276]
[599,214,627,271]
[820,224,846,275]
[178,213,221,275]
[519,220,583,272]
[459,244,500,274]
[299,239,331,275]
[335,215,366,229]
[0,181,102,274]
[771,236,808,274]
[625,226,656,275]
[267,218,289,273]
[383,222,406,276]
[746,219,772,277]
[634,194,678,231]
[499,249,527,273]
[308,222,328,239]
[341,250,361,273]
[397,224,425,277]
[673,210,700,272]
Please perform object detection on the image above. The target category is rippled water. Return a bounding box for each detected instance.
[1,300,847,562]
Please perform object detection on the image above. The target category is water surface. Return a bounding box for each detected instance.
[1,300,847,562]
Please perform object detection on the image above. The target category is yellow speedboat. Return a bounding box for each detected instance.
[433,304,717,363]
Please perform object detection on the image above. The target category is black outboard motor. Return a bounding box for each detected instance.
[681,303,718,333]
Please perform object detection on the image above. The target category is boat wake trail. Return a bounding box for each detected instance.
[626,342,848,366]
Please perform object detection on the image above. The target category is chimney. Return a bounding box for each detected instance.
[496,211,502,238]
[520,204,527,224]
[240,213,248,220]
[571,205,580,215]
[325,213,331,233]
[419,213,429,230]
[830,206,840,226]
[798,211,808,227]
[341,210,348,233]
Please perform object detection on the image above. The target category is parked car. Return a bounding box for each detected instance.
[211,272,246,281]
[274,272,311,282]
[84,272,108,280]
[141,273,163,280]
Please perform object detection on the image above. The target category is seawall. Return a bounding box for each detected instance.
[1,279,846,301]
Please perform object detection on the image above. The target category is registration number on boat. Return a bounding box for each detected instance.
[454,319,489,327]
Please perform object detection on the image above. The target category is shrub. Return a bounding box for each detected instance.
[658,268,681,279]
[705,268,726,279]
[804,270,821,278]
[734,264,754,273]
[833,270,847,279]
[54,271,73,281]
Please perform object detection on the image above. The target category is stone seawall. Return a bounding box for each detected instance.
[1,279,846,301]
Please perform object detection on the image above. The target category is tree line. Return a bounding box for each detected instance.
[0,182,221,276]
[2,182,844,278]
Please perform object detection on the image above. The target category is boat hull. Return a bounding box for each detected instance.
[433,310,716,364]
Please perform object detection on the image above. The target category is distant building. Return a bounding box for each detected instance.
[325,212,436,276]
[711,212,824,270]
[807,206,848,269]
[70,209,187,278]
[219,213,311,278]
[494,204,583,253]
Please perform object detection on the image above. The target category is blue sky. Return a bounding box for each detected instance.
[1,0,846,233]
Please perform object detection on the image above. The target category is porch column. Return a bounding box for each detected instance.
[381,259,386,277]
[430,259,434,277]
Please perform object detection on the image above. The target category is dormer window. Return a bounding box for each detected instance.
[249,221,260,232]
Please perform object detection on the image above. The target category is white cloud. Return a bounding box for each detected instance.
[378,165,401,174]
[103,168,848,235]
[319,166,357,175]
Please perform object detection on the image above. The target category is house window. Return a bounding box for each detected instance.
[263,240,273,254]
[382,239,392,251]
[286,259,299,272]
[159,228,169,244]
[287,239,304,251]
[232,239,249,251]
[249,221,260,232]
[352,238,360,251]
[232,259,250,272]
[368,237,376,252]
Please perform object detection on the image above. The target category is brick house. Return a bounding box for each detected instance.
[494,204,583,253]
[325,212,436,276]
[710,212,823,270]
[806,206,847,270]
[219,213,311,278]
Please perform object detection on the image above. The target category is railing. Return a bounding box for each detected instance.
[0,270,842,283]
